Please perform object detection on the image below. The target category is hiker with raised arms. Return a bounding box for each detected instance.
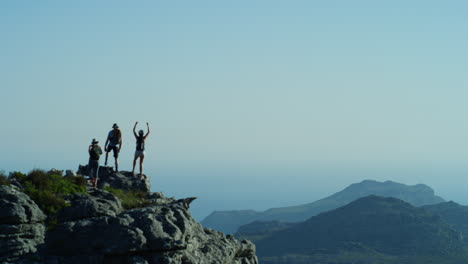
[88,138,103,189]
[132,121,150,177]
[105,123,123,171]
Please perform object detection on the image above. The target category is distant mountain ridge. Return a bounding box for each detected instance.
[254,196,467,264]
[202,180,445,234]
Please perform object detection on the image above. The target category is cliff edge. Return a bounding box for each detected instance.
[0,167,258,264]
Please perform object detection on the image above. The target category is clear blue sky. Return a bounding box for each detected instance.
[2,1,468,219]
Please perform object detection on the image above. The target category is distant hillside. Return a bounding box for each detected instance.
[201,210,259,236]
[423,201,468,244]
[255,196,466,264]
[236,221,296,242]
[202,180,445,234]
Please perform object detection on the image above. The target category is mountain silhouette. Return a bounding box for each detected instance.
[203,180,445,234]
[255,196,465,263]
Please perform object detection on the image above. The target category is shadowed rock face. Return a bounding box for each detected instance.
[1,169,258,264]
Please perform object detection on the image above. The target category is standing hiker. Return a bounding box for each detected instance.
[88,138,103,189]
[132,121,150,177]
[105,123,123,171]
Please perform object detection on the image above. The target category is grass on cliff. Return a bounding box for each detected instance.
[104,186,151,210]
[9,170,87,216]
[0,171,9,185]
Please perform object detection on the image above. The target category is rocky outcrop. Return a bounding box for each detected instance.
[0,185,46,263]
[78,165,150,192]
[56,188,123,222]
[1,169,258,264]
[47,201,257,264]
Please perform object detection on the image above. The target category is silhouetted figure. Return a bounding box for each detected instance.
[88,138,103,189]
[132,121,150,177]
[105,123,122,171]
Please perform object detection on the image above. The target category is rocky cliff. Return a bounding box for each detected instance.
[0,167,258,264]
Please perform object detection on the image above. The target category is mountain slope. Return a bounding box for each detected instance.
[202,180,445,234]
[200,210,260,235]
[255,196,465,263]
[423,201,468,244]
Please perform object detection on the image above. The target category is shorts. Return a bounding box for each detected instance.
[135,150,145,158]
[106,145,119,158]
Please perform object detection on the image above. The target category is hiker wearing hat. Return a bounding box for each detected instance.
[89,138,103,189]
[132,121,150,177]
[105,123,123,171]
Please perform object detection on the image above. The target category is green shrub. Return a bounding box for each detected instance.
[0,171,9,185]
[9,171,26,182]
[104,186,151,210]
[65,175,87,186]
[15,169,87,216]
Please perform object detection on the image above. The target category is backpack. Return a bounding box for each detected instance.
[89,145,101,160]
[108,129,122,146]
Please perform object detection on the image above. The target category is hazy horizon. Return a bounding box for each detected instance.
[2,1,468,220]
[2,162,467,220]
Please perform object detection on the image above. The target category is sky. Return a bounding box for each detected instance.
[1,1,468,220]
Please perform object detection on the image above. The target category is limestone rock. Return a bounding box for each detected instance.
[47,169,63,176]
[2,169,258,264]
[65,170,77,177]
[56,189,123,222]
[78,165,150,192]
[0,185,46,262]
[0,185,46,225]
[46,202,258,264]
[147,192,176,206]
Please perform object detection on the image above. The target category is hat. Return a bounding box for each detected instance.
[91,138,99,144]
[112,123,119,129]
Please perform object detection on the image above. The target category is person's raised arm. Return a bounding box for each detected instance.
[145,122,150,138]
[133,121,138,138]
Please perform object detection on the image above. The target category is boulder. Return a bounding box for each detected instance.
[0,185,46,225]
[0,185,46,262]
[65,170,77,177]
[56,189,123,222]
[47,169,63,176]
[147,192,176,206]
[46,201,258,264]
[78,165,150,192]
